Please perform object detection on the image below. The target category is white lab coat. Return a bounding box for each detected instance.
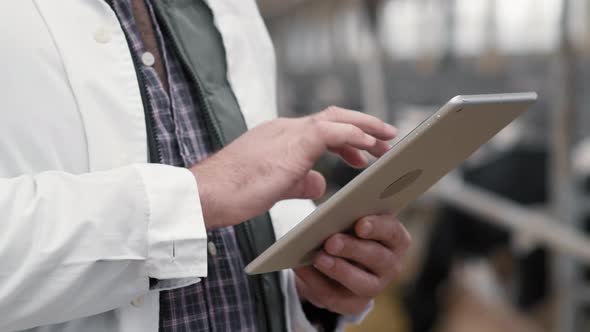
[0,0,346,331]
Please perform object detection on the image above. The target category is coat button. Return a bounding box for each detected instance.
[131,295,144,307]
[208,241,218,257]
[94,27,112,44]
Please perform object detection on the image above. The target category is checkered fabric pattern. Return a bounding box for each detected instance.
[111,1,258,331]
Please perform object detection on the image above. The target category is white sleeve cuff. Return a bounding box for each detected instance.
[135,164,208,280]
[335,300,374,331]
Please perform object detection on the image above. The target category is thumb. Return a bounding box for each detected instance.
[283,170,326,200]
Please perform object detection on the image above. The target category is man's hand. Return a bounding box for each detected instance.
[294,215,411,315]
[190,107,397,229]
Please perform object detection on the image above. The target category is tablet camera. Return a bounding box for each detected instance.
[380,169,423,199]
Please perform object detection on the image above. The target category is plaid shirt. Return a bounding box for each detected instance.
[111,1,258,331]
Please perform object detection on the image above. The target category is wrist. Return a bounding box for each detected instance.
[191,163,224,230]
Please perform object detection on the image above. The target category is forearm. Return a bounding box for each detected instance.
[0,164,207,330]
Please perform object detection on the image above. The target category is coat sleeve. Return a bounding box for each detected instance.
[0,164,208,331]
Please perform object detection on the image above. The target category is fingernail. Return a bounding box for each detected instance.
[360,221,373,237]
[329,238,344,254]
[315,255,334,269]
[386,124,398,136]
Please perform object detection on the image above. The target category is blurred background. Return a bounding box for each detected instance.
[257,1,590,331]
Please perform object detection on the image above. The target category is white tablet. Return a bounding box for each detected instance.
[245,92,537,275]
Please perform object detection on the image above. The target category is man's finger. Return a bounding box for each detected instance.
[355,215,411,251]
[329,146,369,168]
[294,266,340,309]
[295,266,371,316]
[366,139,391,158]
[324,233,394,277]
[315,121,378,150]
[313,252,383,298]
[329,139,391,168]
[283,170,326,200]
[315,106,397,141]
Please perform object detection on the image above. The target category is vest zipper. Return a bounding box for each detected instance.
[132,49,163,163]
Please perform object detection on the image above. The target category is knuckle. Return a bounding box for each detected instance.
[297,134,314,151]
[365,241,383,259]
[297,123,320,148]
[305,116,321,132]
[331,259,352,280]
[330,257,343,273]
[307,113,319,124]
[323,105,341,117]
